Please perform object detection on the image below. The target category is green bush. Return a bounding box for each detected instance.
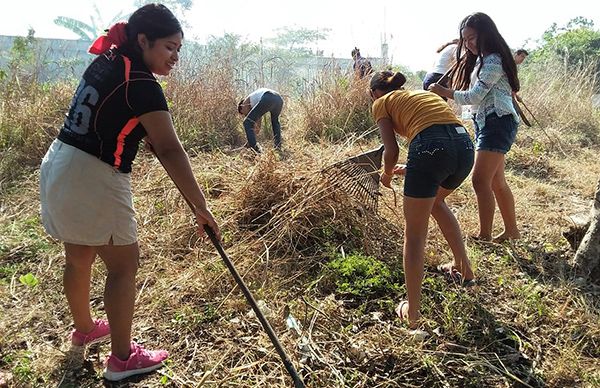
[323,252,401,298]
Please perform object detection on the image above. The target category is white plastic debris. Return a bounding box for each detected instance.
[247,299,272,318]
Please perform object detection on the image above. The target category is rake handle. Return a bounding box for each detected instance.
[520,99,541,126]
[153,151,304,387]
[202,225,305,388]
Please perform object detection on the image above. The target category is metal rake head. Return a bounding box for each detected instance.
[322,145,384,212]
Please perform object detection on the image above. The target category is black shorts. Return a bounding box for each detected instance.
[404,124,475,198]
[473,113,518,154]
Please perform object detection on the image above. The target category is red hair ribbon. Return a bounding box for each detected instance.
[88,22,128,55]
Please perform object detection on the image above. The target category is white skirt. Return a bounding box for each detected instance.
[39,139,137,246]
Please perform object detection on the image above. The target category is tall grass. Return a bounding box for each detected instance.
[0,79,73,185]
[295,72,375,142]
[167,61,242,150]
[519,57,600,147]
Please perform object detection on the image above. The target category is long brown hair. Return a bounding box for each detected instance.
[450,12,519,92]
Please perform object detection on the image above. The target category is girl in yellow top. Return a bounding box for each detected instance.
[371,71,475,328]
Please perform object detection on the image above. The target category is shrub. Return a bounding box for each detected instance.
[322,252,401,299]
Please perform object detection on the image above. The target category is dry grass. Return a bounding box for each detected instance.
[518,58,600,148]
[0,80,73,185]
[1,58,600,387]
[167,63,242,151]
[294,73,376,143]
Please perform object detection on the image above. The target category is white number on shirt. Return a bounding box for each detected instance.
[65,81,99,135]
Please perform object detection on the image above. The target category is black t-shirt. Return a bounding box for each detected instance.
[58,49,168,173]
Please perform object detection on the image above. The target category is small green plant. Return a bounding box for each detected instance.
[0,265,17,281]
[172,305,219,327]
[323,252,401,298]
[12,351,34,381]
[532,141,545,155]
[159,359,174,385]
[18,273,38,288]
[515,282,548,320]
[0,215,53,261]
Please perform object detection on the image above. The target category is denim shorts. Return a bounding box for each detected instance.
[405,124,475,198]
[473,113,518,154]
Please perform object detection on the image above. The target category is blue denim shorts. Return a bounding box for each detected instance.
[473,113,518,154]
[405,124,475,198]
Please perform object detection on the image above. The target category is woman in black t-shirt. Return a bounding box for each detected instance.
[39,4,220,381]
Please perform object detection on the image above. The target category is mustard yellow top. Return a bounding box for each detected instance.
[371,89,463,142]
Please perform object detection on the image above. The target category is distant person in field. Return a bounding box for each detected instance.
[370,70,475,329]
[429,12,521,243]
[238,88,284,153]
[39,4,220,381]
[422,39,459,90]
[351,47,373,78]
[514,48,528,66]
[512,49,529,110]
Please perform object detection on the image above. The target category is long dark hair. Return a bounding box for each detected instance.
[118,4,183,59]
[450,12,519,92]
[370,71,407,94]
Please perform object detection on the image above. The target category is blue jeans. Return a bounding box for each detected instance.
[473,113,518,154]
[405,124,475,198]
[243,91,283,151]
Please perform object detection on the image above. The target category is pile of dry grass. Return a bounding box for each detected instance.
[235,150,402,260]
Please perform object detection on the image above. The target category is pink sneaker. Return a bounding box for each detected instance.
[71,319,110,346]
[103,342,169,381]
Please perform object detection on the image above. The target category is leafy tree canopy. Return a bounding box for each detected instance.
[534,17,600,67]
[267,26,330,55]
[55,0,193,40]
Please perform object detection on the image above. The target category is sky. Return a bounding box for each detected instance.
[1,0,599,71]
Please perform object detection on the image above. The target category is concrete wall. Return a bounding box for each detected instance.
[0,35,93,82]
[0,35,384,89]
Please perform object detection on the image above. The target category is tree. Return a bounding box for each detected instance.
[134,0,193,26]
[0,29,37,85]
[54,0,194,40]
[134,0,192,13]
[267,27,330,56]
[574,179,600,282]
[54,3,127,40]
[534,17,600,68]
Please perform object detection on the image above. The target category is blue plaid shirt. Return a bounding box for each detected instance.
[453,53,519,129]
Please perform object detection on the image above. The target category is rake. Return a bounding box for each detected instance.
[153,152,305,388]
[513,97,532,127]
[516,97,566,155]
[321,145,384,212]
[519,99,541,127]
